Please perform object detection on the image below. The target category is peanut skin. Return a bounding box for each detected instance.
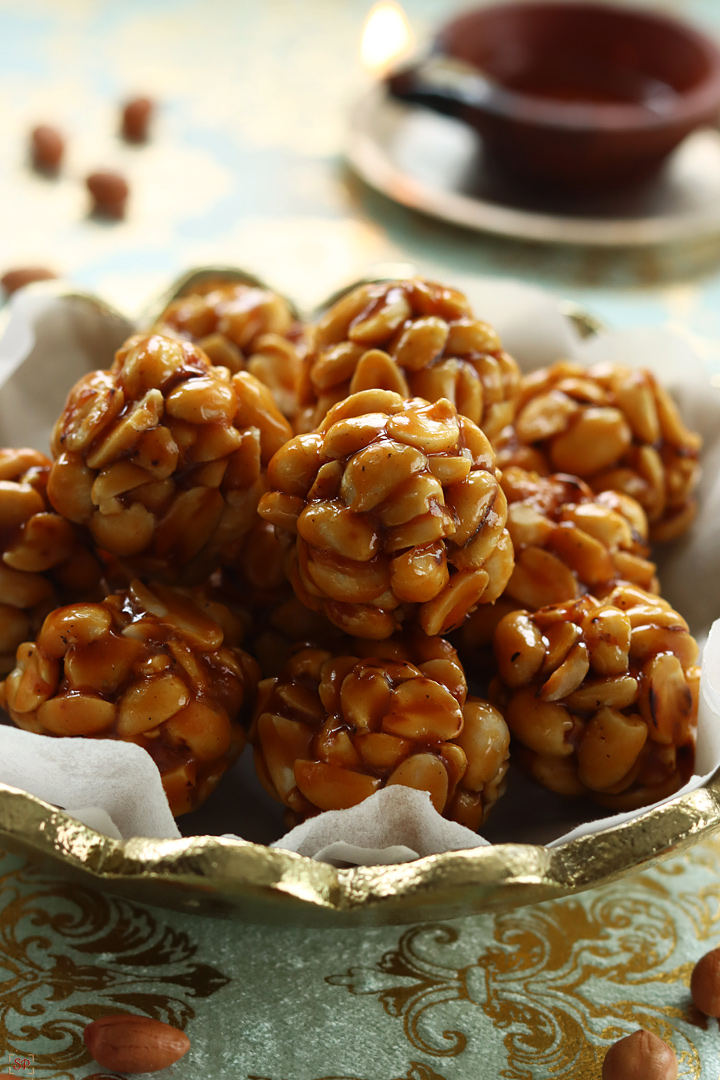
[601,1029,677,1080]
[691,946,720,1016]
[83,1014,190,1074]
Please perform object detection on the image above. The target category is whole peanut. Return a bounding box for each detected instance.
[602,1029,677,1080]
[122,96,154,142]
[1,267,57,295]
[86,170,129,218]
[83,1014,190,1074]
[691,946,720,1016]
[30,124,64,171]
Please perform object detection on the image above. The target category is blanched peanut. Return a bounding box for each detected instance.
[494,611,546,687]
[1,583,259,816]
[250,634,508,827]
[387,753,449,813]
[577,708,647,790]
[505,687,574,757]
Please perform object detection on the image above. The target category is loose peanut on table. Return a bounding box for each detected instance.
[121,95,154,142]
[297,277,521,440]
[259,390,514,639]
[601,1029,678,1080]
[84,1014,190,1074]
[691,946,720,1016]
[251,631,509,828]
[48,332,292,582]
[1,267,57,295]
[491,585,700,810]
[0,580,259,815]
[496,360,701,542]
[30,124,64,172]
[86,170,129,219]
[153,280,307,420]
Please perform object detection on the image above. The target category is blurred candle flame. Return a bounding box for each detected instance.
[360,1,415,77]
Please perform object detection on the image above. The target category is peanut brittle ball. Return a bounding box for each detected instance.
[251,633,509,828]
[496,361,701,542]
[48,333,292,580]
[490,584,700,810]
[258,390,515,639]
[502,466,658,608]
[297,278,521,440]
[457,467,657,661]
[0,448,102,674]
[154,280,306,419]
[0,580,260,815]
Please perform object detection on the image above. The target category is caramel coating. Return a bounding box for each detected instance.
[602,1030,677,1080]
[496,361,701,541]
[0,581,259,816]
[48,333,292,581]
[297,278,520,440]
[0,448,102,674]
[251,633,509,828]
[690,947,720,1017]
[501,466,658,608]
[154,281,306,419]
[258,390,514,639]
[491,584,699,809]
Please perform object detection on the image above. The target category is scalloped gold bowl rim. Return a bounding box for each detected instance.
[0,264,712,926]
[1,771,719,926]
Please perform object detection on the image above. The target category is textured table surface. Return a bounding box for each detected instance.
[2,1,720,1077]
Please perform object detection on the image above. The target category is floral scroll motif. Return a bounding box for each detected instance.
[326,849,720,1080]
[0,857,230,1077]
[248,1065,447,1080]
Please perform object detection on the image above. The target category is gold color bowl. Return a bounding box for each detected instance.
[0,266,717,926]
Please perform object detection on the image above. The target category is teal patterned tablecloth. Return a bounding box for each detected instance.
[2,1,720,1077]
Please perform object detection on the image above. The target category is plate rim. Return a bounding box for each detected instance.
[347,86,720,249]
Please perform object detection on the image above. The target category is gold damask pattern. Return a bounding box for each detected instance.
[0,858,230,1077]
[249,1066,446,1080]
[327,843,720,1080]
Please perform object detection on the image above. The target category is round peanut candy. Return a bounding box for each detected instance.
[490,584,700,810]
[1,580,260,816]
[251,632,509,828]
[297,277,520,440]
[496,360,701,542]
[48,333,292,582]
[259,390,514,639]
[500,466,657,610]
[0,447,103,674]
[154,280,306,420]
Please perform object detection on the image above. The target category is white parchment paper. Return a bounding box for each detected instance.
[0,279,718,864]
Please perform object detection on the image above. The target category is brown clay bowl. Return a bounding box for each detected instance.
[387,1,720,191]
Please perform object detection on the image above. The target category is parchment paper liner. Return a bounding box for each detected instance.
[0,268,718,926]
